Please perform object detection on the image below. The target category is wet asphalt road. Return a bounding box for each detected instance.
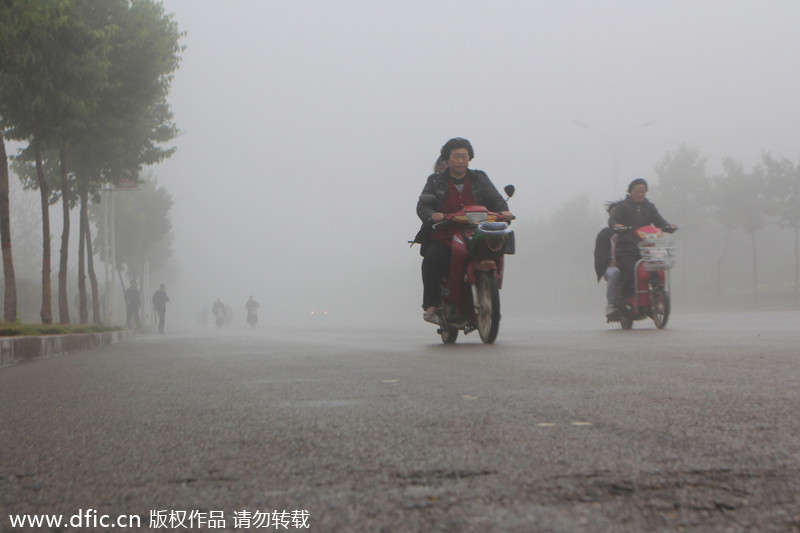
[1,311,799,532]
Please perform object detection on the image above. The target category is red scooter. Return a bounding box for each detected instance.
[427,191,515,344]
[609,225,677,329]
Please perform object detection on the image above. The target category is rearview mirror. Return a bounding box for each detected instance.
[504,185,515,198]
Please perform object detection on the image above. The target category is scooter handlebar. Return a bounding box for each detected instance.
[613,225,678,233]
[431,211,513,229]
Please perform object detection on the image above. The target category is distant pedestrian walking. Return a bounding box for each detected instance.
[125,280,142,330]
[152,284,170,334]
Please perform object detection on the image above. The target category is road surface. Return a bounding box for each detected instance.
[1,311,798,531]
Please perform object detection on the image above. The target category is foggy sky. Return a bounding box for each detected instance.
[133,1,800,324]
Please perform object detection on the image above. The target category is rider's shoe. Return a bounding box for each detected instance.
[423,308,441,325]
[605,304,617,317]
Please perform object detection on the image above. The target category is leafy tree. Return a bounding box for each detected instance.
[2,0,182,324]
[69,0,182,323]
[712,158,769,304]
[0,0,110,323]
[91,175,174,287]
[761,153,800,297]
[652,144,712,295]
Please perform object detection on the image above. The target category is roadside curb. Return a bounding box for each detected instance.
[0,331,125,368]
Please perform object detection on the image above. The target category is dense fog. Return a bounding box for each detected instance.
[6,1,800,328]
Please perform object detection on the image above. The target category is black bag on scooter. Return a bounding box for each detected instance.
[410,221,433,257]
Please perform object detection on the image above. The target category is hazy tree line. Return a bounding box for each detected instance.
[0,0,182,324]
[511,144,800,315]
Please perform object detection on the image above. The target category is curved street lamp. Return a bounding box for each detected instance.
[571,119,657,195]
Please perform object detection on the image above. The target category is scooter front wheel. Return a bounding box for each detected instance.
[652,290,670,329]
[475,271,500,344]
[440,326,458,344]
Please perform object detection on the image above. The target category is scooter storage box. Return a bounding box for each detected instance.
[468,222,511,258]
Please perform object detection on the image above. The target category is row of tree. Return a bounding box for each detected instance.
[652,145,800,302]
[0,0,183,324]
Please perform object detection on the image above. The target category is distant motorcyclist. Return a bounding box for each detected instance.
[609,178,677,298]
[245,296,259,326]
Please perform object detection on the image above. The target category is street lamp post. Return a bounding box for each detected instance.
[572,119,656,196]
[101,180,140,325]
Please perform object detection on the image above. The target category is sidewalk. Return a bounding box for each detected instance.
[0,330,124,368]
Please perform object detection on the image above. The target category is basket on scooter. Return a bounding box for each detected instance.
[468,221,511,258]
[638,235,676,271]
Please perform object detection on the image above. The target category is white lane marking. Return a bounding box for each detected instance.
[536,422,593,427]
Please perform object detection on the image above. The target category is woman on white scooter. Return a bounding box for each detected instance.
[609,178,677,303]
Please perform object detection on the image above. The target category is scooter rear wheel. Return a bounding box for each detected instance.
[475,271,501,344]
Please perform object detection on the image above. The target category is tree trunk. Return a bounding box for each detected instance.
[751,231,758,308]
[716,227,731,305]
[77,172,88,324]
[795,224,799,299]
[0,132,17,322]
[58,142,70,324]
[35,139,52,324]
[84,209,100,324]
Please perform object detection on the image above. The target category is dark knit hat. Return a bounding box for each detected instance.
[627,178,648,192]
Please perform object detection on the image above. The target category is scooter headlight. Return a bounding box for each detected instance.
[466,211,488,224]
[486,236,506,252]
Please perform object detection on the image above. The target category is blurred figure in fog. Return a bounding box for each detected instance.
[595,201,622,317]
[152,284,170,334]
[245,295,260,327]
[125,280,142,330]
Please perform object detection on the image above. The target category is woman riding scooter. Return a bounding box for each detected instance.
[415,138,513,325]
[609,178,677,309]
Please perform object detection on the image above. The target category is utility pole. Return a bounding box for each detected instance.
[572,119,657,196]
[101,180,139,325]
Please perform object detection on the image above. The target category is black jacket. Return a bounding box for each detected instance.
[124,287,140,309]
[594,227,614,282]
[152,290,169,311]
[609,196,670,257]
[416,168,508,222]
[412,169,508,255]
